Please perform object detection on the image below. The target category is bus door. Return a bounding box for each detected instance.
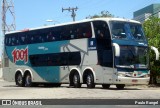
[93,21,114,83]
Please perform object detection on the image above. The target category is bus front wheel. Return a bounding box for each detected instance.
[24,73,32,87]
[15,73,24,87]
[116,84,125,90]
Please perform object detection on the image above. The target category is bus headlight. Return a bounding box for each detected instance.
[144,74,150,78]
[118,73,126,77]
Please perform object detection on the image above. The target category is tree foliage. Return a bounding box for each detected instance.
[86,10,114,19]
[143,17,160,84]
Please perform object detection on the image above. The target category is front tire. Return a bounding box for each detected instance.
[116,84,125,90]
[25,73,32,87]
[73,73,81,88]
[86,73,95,88]
[102,84,110,89]
[15,73,24,87]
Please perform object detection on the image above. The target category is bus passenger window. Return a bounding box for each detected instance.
[47,32,55,42]
[82,22,92,38]
[19,34,27,45]
[5,36,12,46]
[76,28,83,38]
[30,36,34,43]
[38,35,44,42]
[34,35,40,43]
[9,37,12,46]
[11,36,18,46]
[70,30,75,39]
[84,28,92,38]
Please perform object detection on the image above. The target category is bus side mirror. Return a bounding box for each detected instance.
[151,46,159,60]
[113,43,120,57]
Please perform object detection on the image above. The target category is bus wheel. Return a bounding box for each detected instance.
[15,73,24,87]
[25,73,32,87]
[102,84,110,89]
[73,73,81,88]
[116,84,125,90]
[86,73,95,88]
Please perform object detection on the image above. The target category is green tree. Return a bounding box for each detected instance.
[86,10,114,19]
[143,17,160,84]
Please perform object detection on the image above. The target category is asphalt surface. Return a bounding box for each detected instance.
[0,78,160,107]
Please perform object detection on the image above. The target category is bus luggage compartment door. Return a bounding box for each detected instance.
[102,67,113,84]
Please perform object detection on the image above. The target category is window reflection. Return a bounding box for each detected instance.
[110,21,146,41]
[5,22,92,46]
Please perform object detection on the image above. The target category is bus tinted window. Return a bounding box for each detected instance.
[76,22,92,38]
[5,35,11,46]
[5,22,92,46]
[19,33,28,45]
[111,22,127,39]
[29,52,81,66]
[93,21,110,39]
[93,21,113,67]
[5,34,19,46]
[130,24,145,41]
[59,22,92,40]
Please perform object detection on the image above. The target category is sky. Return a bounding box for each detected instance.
[12,0,160,30]
[0,0,160,57]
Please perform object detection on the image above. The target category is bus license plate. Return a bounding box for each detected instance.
[132,79,138,83]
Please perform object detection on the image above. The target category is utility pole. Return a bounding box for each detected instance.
[1,0,16,35]
[1,0,16,76]
[62,7,78,21]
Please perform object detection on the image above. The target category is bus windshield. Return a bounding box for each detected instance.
[110,21,146,41]
[115,46,149,69]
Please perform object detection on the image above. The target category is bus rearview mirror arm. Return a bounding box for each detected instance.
[151,46,159,60]
[113,43,120,57]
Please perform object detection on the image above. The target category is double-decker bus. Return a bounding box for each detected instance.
[3,18,159,89]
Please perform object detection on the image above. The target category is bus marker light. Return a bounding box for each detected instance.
[21,29,29,32]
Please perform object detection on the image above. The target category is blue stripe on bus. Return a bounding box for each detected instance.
[5,40,70,82]
[32,67,60,82]
[5,40,70,65]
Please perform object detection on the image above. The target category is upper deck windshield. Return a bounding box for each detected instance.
[110,21,146,41]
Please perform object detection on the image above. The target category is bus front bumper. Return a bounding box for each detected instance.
[114,77,150,85]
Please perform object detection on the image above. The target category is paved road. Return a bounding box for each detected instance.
[0,79,160,107]
[0,79,160,99]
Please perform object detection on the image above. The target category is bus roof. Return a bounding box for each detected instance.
[6,17,141,35]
